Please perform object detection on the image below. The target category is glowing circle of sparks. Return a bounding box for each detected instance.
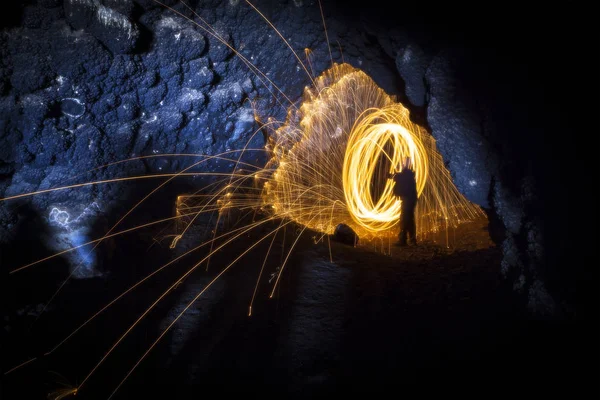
[343,116,428,233]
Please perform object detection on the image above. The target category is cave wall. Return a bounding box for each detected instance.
[0,0,588,317]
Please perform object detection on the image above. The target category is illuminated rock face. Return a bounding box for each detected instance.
[0,0,580,314]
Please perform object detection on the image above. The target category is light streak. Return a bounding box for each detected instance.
[8,213,200,274]
[106,218,291,400]
[262,63,484,240]
[77,216,279,393]
[154,0,297,113]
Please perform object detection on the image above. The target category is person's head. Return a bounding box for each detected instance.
[401,156,412,170]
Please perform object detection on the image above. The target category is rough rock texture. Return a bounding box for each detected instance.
[395,43,430,108]
[64,0,140,54]
[424,51,496,208]
[0,0,589,320]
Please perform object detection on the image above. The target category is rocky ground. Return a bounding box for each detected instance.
[1,214,580,399]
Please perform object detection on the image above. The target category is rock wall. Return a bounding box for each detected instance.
[1,0,589,317]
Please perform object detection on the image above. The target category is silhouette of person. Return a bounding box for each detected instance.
[388,156,418,246]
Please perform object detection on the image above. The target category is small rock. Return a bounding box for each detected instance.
[331,223,359,246]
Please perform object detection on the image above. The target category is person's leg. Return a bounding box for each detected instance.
[408,211,417,245]
[398,212,408,246]
[398,226,407,245]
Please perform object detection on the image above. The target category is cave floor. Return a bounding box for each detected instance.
[2,216,578,399]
